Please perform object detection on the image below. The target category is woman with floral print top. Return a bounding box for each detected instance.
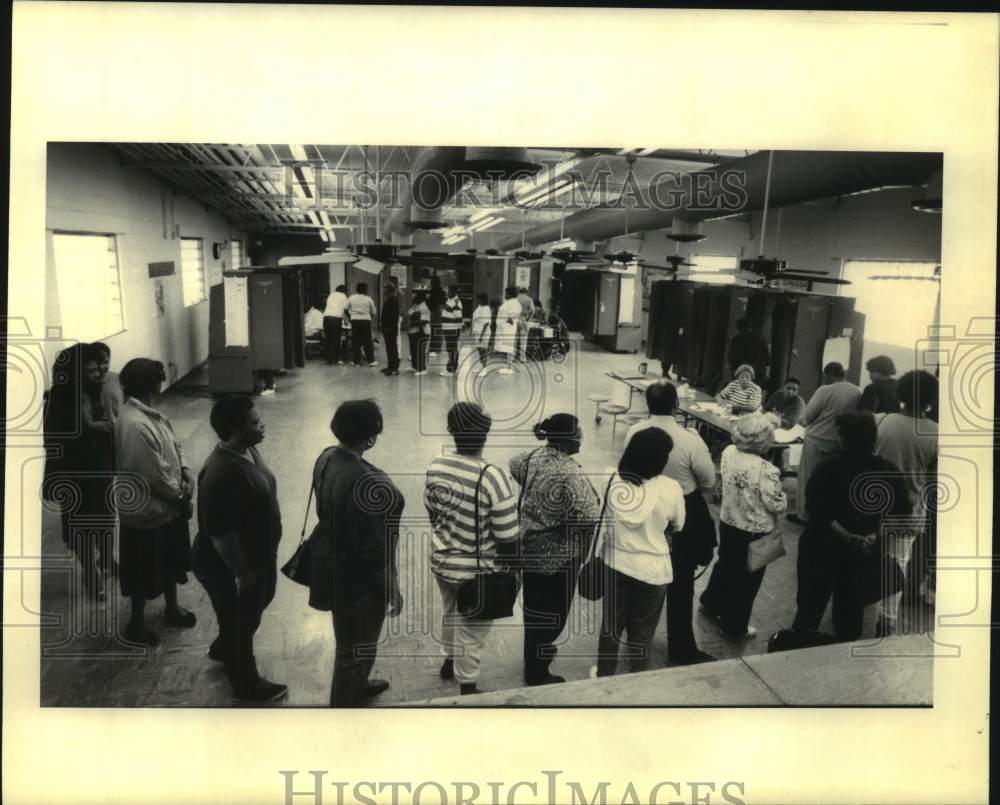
[509,413,600,686]
[700,413,787,639]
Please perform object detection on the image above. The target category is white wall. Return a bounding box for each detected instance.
[45,143,245,385]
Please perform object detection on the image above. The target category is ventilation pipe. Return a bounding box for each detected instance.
[496,150,942,251]
[386,146,468,236]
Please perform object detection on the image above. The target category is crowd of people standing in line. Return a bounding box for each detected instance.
[44,320,938,707]
[308,278,565,379]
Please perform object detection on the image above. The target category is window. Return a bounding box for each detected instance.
[181,238,206,306]
[229,240,243,269]
[840,260,939,347]
[687,254,738,284]
[51,232,125,342]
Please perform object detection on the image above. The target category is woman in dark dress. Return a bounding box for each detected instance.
[859,355,900,414]
[115,358,197,645]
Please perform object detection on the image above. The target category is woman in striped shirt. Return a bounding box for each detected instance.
[424,402,519,695]
[716,364,764,413]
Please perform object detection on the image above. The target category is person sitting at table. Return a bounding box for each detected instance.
[763,376,806,430]
[716,364,763,413]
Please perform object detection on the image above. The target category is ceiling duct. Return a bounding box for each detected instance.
[497,150,942,251]
[464,146,542,181]
[665,218,706,243]
[386,146,468,235]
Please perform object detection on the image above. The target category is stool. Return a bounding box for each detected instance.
[598,403,630,434]
[587,393,611,423]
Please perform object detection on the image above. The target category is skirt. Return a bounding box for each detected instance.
[119,518,192,599]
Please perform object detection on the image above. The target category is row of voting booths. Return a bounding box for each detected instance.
[646,279,866,399]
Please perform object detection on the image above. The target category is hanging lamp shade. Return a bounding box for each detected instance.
[406,203,446,229]
[464,146,541,180]
[665,218,706,243]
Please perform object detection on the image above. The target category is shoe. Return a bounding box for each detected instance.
[459,682,478,696]
[439,370,452,377]
[123,623,160,646]
[414,371,427,376]
[260,388,275,397]
[238,679,288,703]
[588,665,599,679]
[368,361,379,367]
[164,607,197,628]
[386,370,399,376]
[525,672,565,687]
[741,626,759,639]
[498,368,514,375]
[440,659,455,680]
[477,368,490,377]
[429,351,439,357]
[336,361,345,365]
[362,679,390,699]
[698,604,722,621]
[208,637,226,662]
[380,368,390,374]
[668,649,716,666]
[786,513,808,527]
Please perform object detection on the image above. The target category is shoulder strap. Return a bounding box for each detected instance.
[517,447,544,513]
[301,448,335,538]
[473,462,491,568]
[585,474,616,563]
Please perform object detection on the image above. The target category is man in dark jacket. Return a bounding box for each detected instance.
[727,317,770,387]
[380,281,401,376]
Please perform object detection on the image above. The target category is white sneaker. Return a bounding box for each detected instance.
[428,352,439,357]
[477,368,490,377]
[589,665,599,679]
[368,361,379,367]
[498,367,514,375]
[743,626,758,639]
[439,370,453,377]
[414,370,427,376]
[260,388,275,396]
[335,361,344,365]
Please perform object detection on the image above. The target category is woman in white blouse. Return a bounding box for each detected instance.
[699,413,787,639]
[596,428,686,676]
[716,364,763,414]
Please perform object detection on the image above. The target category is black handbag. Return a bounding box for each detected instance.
[578,476,614,602]
[281,451,333,587]
[456,464,521,620]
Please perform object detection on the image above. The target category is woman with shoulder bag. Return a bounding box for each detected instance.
[596,428,685,677]
[314,400,405,707]
[699,413,787,640]
[510,414,600,686]
[424,402,519,695]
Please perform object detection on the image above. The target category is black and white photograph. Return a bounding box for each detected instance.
[37,143,945,708]
[4,5,996,805]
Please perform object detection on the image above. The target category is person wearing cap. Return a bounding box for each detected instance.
[791,362,862,525]
[716,364,763,413]
[700,413,787,639]
[859,355,900,414]
[510,414,601,686]
[114,358,197,646]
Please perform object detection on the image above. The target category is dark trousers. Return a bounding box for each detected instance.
[700,522,768,637]
[331,595,386,707]
[522,561,579,683]
[792,530,865,640]
[60,477,115,594]
[444,329,460,373]
[197,563,278,696]
[666,551,699,660]
[382,328,400,371]
[408,333,427,372]
[429,311,443,353]
[597,568,668,676]
[351,320,374,364]
[323,316,343,363]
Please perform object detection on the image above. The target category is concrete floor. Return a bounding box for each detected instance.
[39,337,933,707]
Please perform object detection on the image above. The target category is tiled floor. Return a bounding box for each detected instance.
[39,337,932,707]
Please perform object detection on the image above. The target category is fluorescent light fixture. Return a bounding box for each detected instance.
[468,216,504,233]
[297,164,314,198]
[514,158,581,205]
[306,210,321,226]
[636,148,657,157]
[289,144,308,162]
[468,207,500,224]
[519,177,575,207]
[353,256,384,274]
[318,229,330,242]
[318,210,331,228]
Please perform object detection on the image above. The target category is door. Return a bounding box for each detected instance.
[473,257,507,305]
[787,295,831,399]
[596,273,620,337]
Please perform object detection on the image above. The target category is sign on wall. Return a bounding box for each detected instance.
[223,274,250,347]
[390,264,407,289]
[515,264,532,289]
[148,261,175,277]
[154,279,166,317]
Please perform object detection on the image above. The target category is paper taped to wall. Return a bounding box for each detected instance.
[224,275,249,347]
